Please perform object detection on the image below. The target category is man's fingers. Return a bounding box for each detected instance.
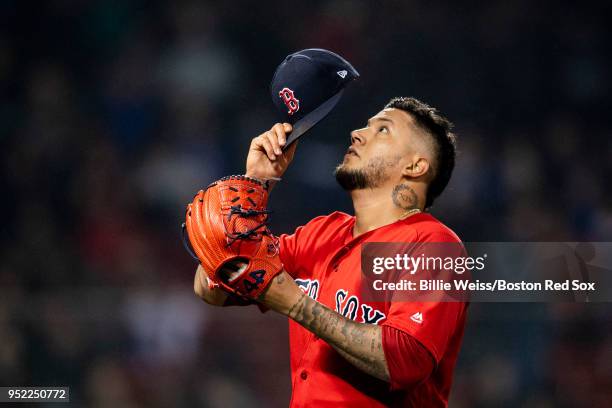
[272,123,291,147]
[266,130,282,156]
[249,123,296,164]
[260,136,277,160]
[281,123,293,145]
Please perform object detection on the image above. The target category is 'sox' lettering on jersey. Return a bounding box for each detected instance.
[335,289,386,324]
[361,304,386,324]
[335,289,348,314]
[295,278,320,300]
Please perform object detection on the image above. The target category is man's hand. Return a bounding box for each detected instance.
[246,123,298,181]
[194,263,262,307]
[193,265,229,306]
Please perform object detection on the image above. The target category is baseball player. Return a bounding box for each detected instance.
[188,96,467,407]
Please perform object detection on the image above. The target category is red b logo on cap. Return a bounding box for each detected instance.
[279,87,300,115]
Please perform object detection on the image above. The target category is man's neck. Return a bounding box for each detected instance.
[350,184,423,237]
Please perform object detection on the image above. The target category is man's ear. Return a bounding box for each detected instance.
[402,158,429,179]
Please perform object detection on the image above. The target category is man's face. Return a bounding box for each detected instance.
[335,108,420,191]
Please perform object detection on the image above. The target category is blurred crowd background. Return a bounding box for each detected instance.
[0,0,610,406]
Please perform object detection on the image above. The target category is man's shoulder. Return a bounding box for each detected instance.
[404,213,462,243]
[304,211,354,230]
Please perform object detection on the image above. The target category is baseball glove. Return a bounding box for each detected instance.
[182,175,283,299]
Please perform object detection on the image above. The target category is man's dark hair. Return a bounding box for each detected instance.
[384,97,456,208]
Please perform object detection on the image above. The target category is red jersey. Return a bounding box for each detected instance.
[279,211,468,407]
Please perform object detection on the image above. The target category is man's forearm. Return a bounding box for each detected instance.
[286,291,390,382]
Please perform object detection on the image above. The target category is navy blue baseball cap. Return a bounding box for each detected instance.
[270,48,359,149]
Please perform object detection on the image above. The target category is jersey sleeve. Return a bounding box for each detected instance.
[382,301,466,364]
[278,219,321,278]
[381,232,468,363]
[382,325,435,390]
[278,227,302,276]
[279,212,349,279]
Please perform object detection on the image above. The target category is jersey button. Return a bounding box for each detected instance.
[300,370,308,380]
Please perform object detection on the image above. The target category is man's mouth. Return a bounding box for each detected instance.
[346,147,359,157]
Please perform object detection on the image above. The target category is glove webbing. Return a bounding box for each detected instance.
[224,204,273,247]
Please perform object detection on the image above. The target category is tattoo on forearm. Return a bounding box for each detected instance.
[333,329,387,381]
[287,292,307,319]
[287,295,390,381]
[392,183,419,211]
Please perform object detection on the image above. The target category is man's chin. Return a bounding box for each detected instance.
[334,165,368,191]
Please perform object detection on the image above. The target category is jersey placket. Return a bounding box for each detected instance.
[290,226,358,401]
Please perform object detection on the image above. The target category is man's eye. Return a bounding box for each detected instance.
[379,126,389,133]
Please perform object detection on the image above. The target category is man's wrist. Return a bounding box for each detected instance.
[244,171,278,180]
[258,271,303,316]
[244,173,281,190]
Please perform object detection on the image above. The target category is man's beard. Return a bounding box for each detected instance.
[334,155,402,191]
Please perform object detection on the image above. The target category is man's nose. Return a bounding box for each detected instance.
[350,128,365,145]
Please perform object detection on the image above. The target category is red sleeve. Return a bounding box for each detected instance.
[279,212,350,278]
[382,301,465,363]
[278,226,304,277]
[279,223,313,278]
[382,232,468,363]
[382,325,435,390]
